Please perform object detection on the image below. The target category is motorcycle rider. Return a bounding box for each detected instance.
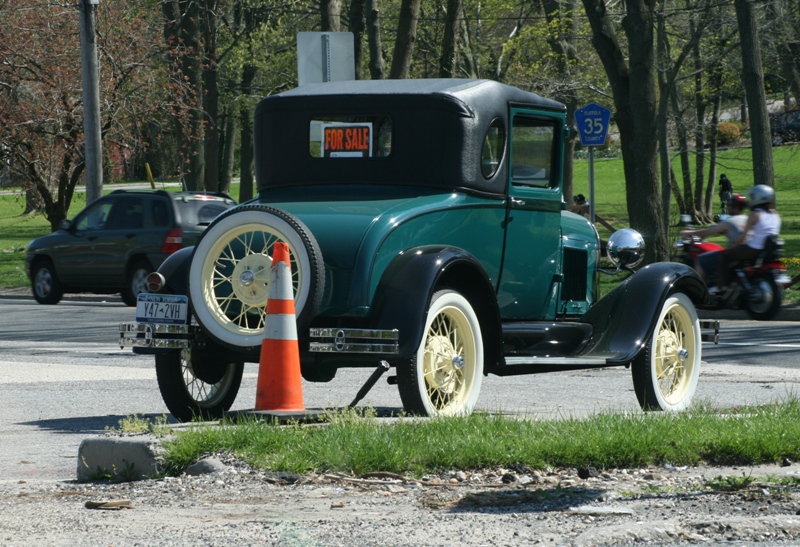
[716,184,781,292]
[680,194,748,287]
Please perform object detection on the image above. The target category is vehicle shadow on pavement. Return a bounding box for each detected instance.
[17,413,176,433]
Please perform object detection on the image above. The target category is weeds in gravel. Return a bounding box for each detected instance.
[159,400,800,477]
[110,414,172,436]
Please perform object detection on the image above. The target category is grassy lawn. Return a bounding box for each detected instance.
[2,145,799,297]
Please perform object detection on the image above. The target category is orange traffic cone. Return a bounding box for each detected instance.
[255,242,305,411]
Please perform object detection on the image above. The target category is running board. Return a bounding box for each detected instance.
[493,356,612,376]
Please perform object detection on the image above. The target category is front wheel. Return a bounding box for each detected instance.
[31,259,63,305]
[397,290,484,416]
[632,292,701,411]
[744,275,783,321]
[155,349,244,422]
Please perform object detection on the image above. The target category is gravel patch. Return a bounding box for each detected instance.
[3,456,800,546]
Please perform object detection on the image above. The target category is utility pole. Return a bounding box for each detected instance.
[79,0,102,203]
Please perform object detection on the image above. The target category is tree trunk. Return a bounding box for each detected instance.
[438,0,461,77]
[219,104,237,196]
[581,0,668,263]
[321,0,341,31]
[734,0,774,187]
[162,0,205,191]
[239,64,257,202]
[366,0,386,79]
[705,96,722,216]
[202,0,220,193]
[349,0,366,79]
[389,0,422,79]
[540,0,578,203]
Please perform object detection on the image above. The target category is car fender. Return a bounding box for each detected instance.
[578,262,707,364]
[156,246,194,295]
[370,246,503,365]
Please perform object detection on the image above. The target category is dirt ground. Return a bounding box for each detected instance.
[3,456,800,546]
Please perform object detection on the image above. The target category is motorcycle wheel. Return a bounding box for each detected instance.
[744,275,783,321]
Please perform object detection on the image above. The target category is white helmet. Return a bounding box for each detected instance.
[746,184,775,208]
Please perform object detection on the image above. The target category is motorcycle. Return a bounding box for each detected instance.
[673,232,791,320]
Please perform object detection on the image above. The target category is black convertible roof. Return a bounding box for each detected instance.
[254,79,566,195]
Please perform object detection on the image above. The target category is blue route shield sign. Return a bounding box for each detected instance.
[575,103,611,147]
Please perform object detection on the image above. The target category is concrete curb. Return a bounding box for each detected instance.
[77,435,166,481]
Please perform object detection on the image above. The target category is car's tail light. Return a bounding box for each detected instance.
[161,228,183,254]
[146,272,166,293]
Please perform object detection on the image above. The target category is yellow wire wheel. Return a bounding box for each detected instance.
[632,292,701,411]
[398,290,484,416]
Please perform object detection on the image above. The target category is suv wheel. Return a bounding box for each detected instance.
[397,290,484,416]
[188,205,325,352]
[121,260,151,307]
[31,259,64,305]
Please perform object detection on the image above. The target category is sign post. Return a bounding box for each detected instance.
[574,103,611,225]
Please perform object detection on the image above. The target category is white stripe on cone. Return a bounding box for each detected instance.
[263,314,297,341]
[270,261,294,301]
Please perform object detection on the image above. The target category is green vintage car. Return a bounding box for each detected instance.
[120,79,713,421]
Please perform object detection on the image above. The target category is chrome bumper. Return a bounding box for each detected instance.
[119,322,196,349]
[309,328,399,354]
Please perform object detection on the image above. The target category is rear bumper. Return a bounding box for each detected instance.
[119,322,195,350]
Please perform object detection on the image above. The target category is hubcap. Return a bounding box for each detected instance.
[654,304,696,405]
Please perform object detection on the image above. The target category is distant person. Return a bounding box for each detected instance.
[716,184,781,292]
[679,194,747,285]
[569,194,590,215]
[718,174,733,214]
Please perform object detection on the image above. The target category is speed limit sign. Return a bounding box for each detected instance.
[575,103,611,147]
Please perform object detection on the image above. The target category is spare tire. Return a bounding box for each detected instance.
[188,205,325,352]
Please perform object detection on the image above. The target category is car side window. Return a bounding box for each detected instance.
[74,201,113,231]
[481,119,505,179]
[104,197,144,230]
[511,116,556,188]
[151,199,170,227]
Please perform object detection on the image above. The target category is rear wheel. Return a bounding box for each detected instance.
[121,260,151,307]
[744,275,783,321]
[155,349,244,422]
[632,292,701,411]
[31,259,63,305]
[397,290,483,416]
[188,205,325,352]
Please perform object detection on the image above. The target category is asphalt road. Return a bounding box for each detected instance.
[1,294,799,482]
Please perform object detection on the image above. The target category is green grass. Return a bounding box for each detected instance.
[2,145,799,294]
[150,401,800,477]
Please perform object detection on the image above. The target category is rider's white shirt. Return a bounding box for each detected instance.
[747,210,780,250]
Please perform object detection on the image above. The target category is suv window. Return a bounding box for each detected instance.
[151,199,171,227]
[175,199,232,227]
[105,197,144,230]
[74,200,113,231]
[511,115,556,188]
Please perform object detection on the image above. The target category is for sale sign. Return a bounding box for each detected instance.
[321,123,373,158]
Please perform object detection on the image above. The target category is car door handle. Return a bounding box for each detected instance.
[510,197,526,206]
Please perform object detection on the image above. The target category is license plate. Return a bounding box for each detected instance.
[135,294,188,325]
